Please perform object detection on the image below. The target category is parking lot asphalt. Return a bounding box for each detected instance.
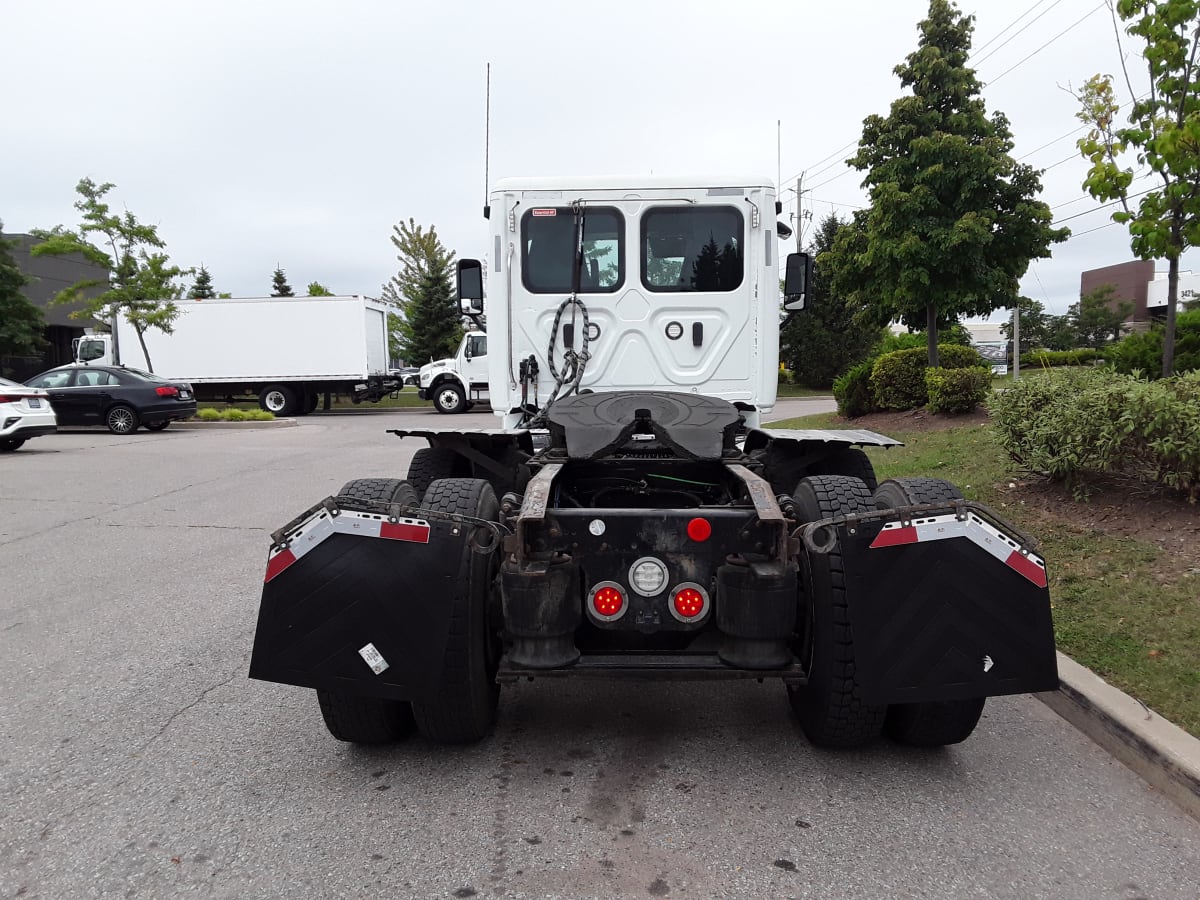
[2,404,1199,899]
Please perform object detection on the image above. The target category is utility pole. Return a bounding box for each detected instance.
[796,174,804,252]
[1012,305,1021,381]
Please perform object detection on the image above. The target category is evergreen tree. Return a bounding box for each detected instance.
[385,219,461,362]
[0,225,46,356]
[1070,284,1134,349]
[271,267,294,297]
[781,213,883,389]
[826,0,1067,366]
[306,281,334,296]
[189,265,216,299]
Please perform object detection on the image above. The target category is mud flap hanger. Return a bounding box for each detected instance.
[797,499,1047,589]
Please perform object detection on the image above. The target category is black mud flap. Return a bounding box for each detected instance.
[249,504,472,702]
[833,510,1059,705]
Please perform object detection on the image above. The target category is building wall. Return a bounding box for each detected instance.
[1080,259,1155,321]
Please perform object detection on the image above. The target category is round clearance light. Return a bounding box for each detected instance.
[670,583,711,623]
[589,582,627,622]
[628,557,668,597]
[686,517,712,542]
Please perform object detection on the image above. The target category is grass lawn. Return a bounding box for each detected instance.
[769,410,1200,738]
[777,383,833,398]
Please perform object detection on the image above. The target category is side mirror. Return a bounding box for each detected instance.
[457,259,484,313]
[463,340,473,360]
[783,252,812,311]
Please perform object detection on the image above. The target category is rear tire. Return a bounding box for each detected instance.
[317,690,416,744]
[787,475,886,748]
[259,384,297,416]
[0,438,26,451]
[811,447,878,492]
[432,381,466,414]
[411,477,501,743]
[144,421,170,432]
[873,477,987,747]
[106,404,139,435]
[315,476,420,744]
[407,447,464,500]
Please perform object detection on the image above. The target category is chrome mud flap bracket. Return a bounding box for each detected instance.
[249,499,495,702]
[803,502,1060,705]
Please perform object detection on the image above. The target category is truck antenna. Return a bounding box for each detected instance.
[483,63,491,219]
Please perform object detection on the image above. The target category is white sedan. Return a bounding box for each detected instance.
[0,376,57,451]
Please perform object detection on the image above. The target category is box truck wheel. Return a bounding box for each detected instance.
[315,477,420,744]
[259,385,297,416]
[873,477,986,746]
[432,382,466,414]
[407,447,465,500]
[106,404,139,435]
[787,475,887,748]
[411,477,501,743]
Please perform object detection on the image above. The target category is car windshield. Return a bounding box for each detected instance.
[0,377,24,390]
[118,367,168,382]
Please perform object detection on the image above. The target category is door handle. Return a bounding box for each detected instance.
[692,322,703,347]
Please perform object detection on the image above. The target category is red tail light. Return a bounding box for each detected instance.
[588,582,627,622]
[155,386,179,397]
[670,583,710,622]
[686,517,712,542]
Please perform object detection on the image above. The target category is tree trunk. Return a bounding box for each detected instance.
[134,325,154,374]
[1164,255,1179,378]
[926,304,940,368]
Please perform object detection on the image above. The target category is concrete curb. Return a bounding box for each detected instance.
[172,418,298,430]
[1036,651,1200,822]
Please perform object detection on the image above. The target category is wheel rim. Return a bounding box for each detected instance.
[109,408,134,433]
[264,390,286,412]
[437,388,461,411]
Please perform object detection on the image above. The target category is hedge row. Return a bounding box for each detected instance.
[1020,348,1103,368]
[989,367,1200,500]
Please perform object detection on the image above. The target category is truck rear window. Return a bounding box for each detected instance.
[642,207,743,292]
[521,207,623,294]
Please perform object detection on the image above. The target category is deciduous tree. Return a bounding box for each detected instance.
[306,281,334,296]
[1070,284,1135,348]
[1076,0,1200,375]
[0,224,46,356]
[827,0,1067,366]
[31,179,184,372]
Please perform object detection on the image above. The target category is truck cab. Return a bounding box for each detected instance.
[418,330,489,413]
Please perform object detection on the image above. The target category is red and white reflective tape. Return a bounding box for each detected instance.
[264,507,431,583]
[869,512,1047,589]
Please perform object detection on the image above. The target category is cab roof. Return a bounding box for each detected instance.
[491,175,776,195]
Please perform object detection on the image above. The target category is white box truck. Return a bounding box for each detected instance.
[74,295,402,415]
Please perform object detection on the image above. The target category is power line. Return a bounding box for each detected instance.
[972,0,1068,67]
[1051,186,1155,225]
[986,1,1107,85]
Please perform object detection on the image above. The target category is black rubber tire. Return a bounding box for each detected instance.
[337,477,418,507]
[258,384,297,416]
[316,690,416,744]
[144,421,170,432]
[431,381,466,414]
[315,476,420,744]
[787,475,887,748]
[411,477,501,743]
[407,447,464,500]
[305,391,320,414]
[872,477,987,746]
[105,404,139,435]
[811,447,878,492]
[0,438,26,451]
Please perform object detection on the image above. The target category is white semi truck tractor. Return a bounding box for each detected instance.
[250,176,1057,749]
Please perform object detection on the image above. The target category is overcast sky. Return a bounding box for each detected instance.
[3,0,1192,317]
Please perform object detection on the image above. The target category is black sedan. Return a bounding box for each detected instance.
[25,365,197,434]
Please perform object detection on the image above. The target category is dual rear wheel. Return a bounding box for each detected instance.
[788,473,986,749]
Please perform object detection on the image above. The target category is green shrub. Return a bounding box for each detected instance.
[778,368,793,385]
[833,359,876,418]
[1020,348,1103,368]
[871,345,981,410]
[193,407,275,422]
[1106,309,1200,376]
[925,366,992,413]
[989,368,1200,499]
